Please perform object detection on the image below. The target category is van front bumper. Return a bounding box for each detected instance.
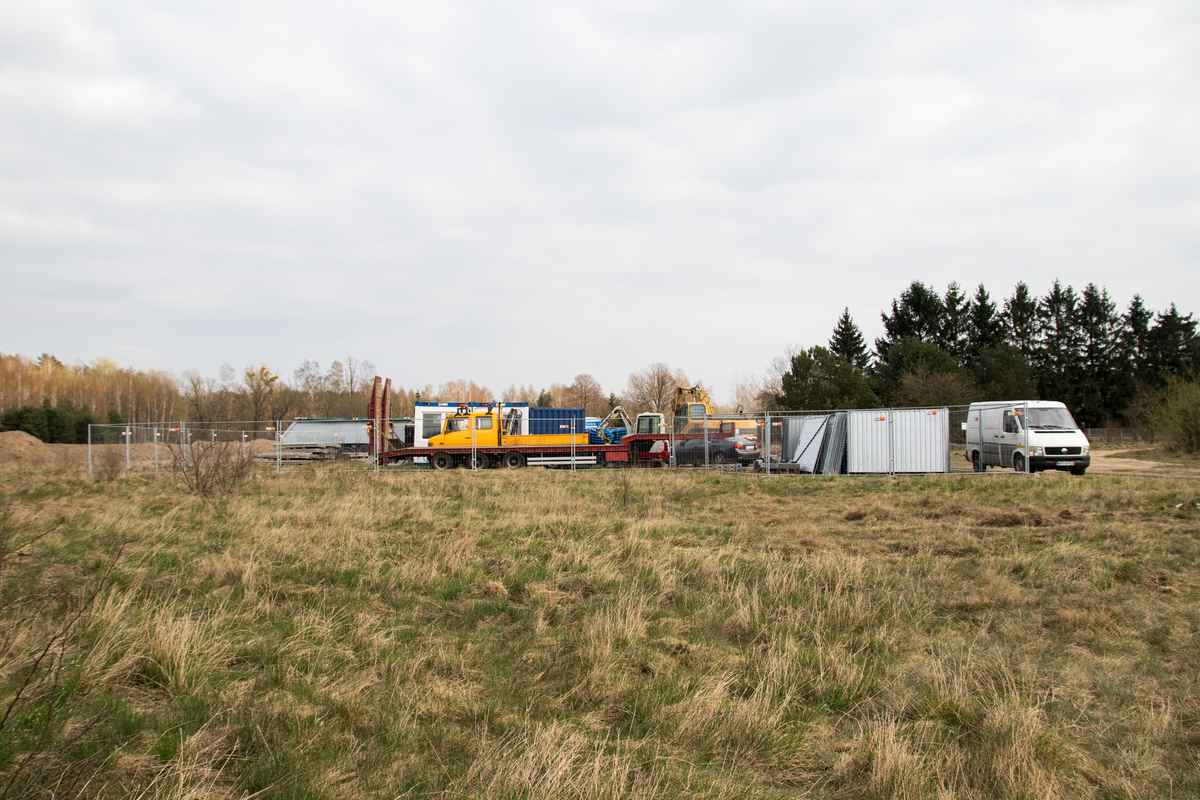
[1030,455,1090,472]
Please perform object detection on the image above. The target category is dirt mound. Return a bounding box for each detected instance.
[0,430,56,468]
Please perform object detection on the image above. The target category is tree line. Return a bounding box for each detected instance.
[773,280,1198,428]
[3,279,1195,443]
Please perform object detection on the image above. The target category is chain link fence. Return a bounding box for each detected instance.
[87,421,285,474]
[90,403,1074,478]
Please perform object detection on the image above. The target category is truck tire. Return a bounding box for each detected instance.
[470,452,490,470]
[431,452,452,471]
[502,451,524,469]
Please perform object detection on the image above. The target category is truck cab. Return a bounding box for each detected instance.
[428,406,517,448]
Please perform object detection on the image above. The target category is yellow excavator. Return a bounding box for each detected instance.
[673,385,720,434]
[672,385,760,439]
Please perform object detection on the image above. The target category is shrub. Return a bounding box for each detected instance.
[1153,377,1200,453]
[93,447,125,483]
[169,438,255,497]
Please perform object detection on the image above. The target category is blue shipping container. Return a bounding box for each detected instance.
[528,407,586,436]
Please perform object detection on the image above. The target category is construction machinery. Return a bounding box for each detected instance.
[365,376,756,470]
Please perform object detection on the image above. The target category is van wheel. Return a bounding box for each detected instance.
[502,451,524,469]
[1071,467,1087,476]
[1014,453,1027,473]
[972,451,982,473]
[431,452,452,471]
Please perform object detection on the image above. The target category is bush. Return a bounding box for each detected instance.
[93,447,125,483]
[168,438,255,496]
[1153,377,1200,453]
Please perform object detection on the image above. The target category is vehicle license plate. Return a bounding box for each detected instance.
[1056,461,1075,466]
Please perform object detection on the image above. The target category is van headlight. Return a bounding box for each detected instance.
[1082,446,1090,456]
[1028,446,1044,456]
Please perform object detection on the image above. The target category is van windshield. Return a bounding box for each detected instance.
[1025,408,1079,430]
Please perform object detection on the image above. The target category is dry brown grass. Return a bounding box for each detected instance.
[1,463,1199,798]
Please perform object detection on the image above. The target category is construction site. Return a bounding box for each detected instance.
[75,376,1097,478]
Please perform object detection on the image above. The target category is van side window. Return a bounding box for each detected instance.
[1003,411,1020,434]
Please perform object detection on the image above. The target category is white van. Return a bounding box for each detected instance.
[964,400,1090,475]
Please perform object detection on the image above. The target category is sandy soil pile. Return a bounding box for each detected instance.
[0,431,58,468]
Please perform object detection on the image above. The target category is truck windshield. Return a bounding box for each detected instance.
[444,417,470,433]
[1025,408,1079,430]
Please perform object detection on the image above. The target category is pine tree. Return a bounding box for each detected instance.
[1002,282,1039,364]
[963,284,1003,369]
[1147,304,1199,380]
[876,281,944,359]
[828,308,870,370]
[1076,283,1123,425]
[939,282,970,362]
[1036,280,1083,410]
[1120,295,1155,384]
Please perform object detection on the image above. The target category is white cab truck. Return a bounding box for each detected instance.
[964,400,1090,475]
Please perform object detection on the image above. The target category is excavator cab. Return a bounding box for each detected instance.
[672,385,715,434]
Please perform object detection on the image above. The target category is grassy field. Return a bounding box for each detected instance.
[2,464,1199,799]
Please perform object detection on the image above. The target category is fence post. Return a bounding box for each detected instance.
[764,410,771,477]
[125,426,131,472]
[87,424,92,475]
[1024,402,1031,474]
[888,409,895,477]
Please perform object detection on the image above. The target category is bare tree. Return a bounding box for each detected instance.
[762,343,804,398]
[891,365,978,408]
[565,374,607,416]
[326,361,346,394]
[729,372,763,413]
[437,379,493,403]
[243,365,280,421]
[293,360,325,417]
[624,363,683,415]
[344,357,376,398]
[182,369,217,422]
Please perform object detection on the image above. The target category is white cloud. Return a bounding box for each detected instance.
[1,0,1197,404]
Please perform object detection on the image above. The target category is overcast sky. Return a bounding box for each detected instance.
[2,0,1197,404]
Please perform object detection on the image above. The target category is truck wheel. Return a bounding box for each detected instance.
[502,451,524,469]
[431,452,452,471]
[1014,453,1026,473]
[470,452,490,470]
